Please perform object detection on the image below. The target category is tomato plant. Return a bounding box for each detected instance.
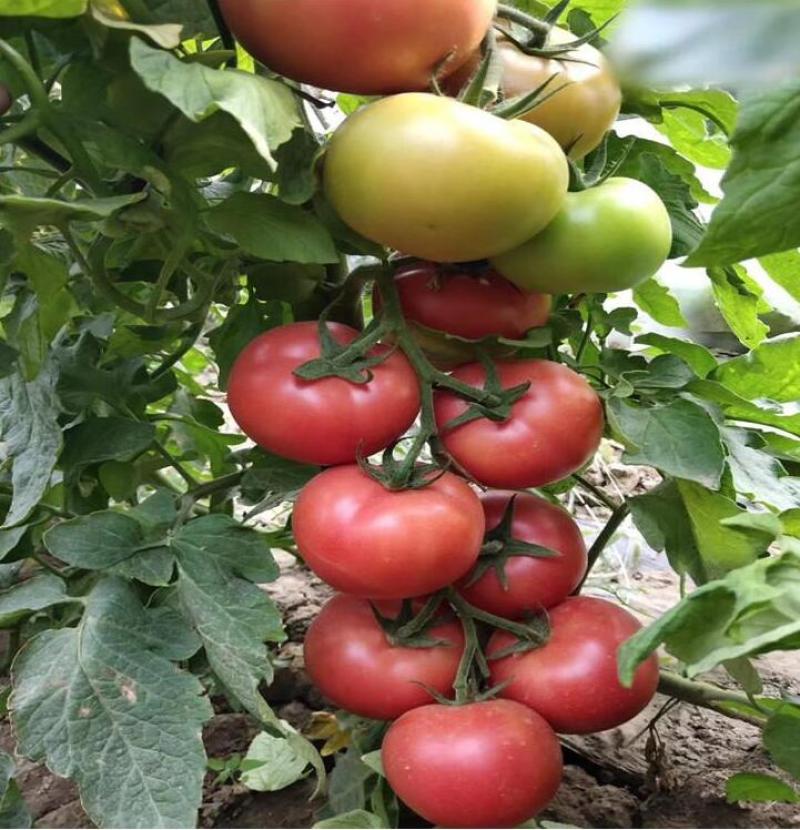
[492,177,673,294]
[292,464,485,598]
[227,321,420,465]
[0,1,799,828]
[323,92,569,262]
[303,594,465,720]
[488,596,660,734]
[458,491,588,617]
[434,359,604,488]
[382,699,563,828]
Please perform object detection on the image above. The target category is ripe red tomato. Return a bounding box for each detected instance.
[488,596,660,734]
[377,261,551,341]
[218,0,496,94]
[382,699,563,828]
[303,594,464,720]
[293,465,484,598]
[227,321,420,466]
[458,491,587,617]
[434,359,604,488]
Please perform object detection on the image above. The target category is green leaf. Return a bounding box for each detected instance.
[174,515,279,584]
[0,363,62,529]
[129,37,300,167]
[241,450,320,510]
[707,266,769,350]
[0,341,18,379]
[714,334,800,404]
[689,378,800,440]
[726,772,799,805]
[629,480,707,584]
[60,416,155,485]
[208,295,284,389]
[360,751,385,778]
[0,574,72,629]
[759,250,800,305]
[676,479,775,577]
[722,427,800,512]
[207,192,338,265]
[610,0,800,88]
[171,520,285,717]
[0,0,86,16]
[764,704,800,779]
[314,811,383,830]
[0,749,31,830]
[240,728,312,792]
[618,550,800,685]
[90,2,182,48]
[0,527,28,563]
[636,333,717,378]
[608,397,725,488]
[0,193,146,240]
[327,747,376,816]
[688,81,800,266]
[10,578,212,828]
[633,278,688,327]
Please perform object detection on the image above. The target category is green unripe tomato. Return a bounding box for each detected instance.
[491,177,672,294]
[323,93,569,263]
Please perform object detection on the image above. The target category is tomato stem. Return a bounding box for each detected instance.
[573,501,630,593]
[495,4,550,46]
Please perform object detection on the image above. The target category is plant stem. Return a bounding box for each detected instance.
[206,0,237,66]
[573,473,620,511]
[447,588,548,645]
[496,4,551,39]
[657,671,768,728]
[575,308,594,364]
[153,440,198,487]
[574,501,630,592]
[189,471,244,500]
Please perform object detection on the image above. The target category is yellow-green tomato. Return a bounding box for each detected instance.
[323,93,568,262]
[491,178,672,294]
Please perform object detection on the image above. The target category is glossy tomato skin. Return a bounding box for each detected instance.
[383,261,551,340]
[492,178,673,294]
[449,28,620,159]
[488,596,660,734]
[434,359,604,488]
[227,322,420,466]
[458,491,587,617]
[293,465,484,599]
[218,0,496,95]
[324,93,568,262]
[303,594,465,720]
[383,699,563,828]
[375,261,551,367]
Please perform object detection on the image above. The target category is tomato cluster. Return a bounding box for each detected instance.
[223,4,669,826]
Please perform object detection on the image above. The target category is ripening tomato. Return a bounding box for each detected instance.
[227,322,420,466]
[218,0,496,94]
[458,491,587,617]
[380,261,551,340]
[434,359,604,488]
[448,28,621,159]
[492,178,673,294]
[303,594,465,720]
[293,465,484,598]
[383,699,563,828]
[488,596,660,734]
[324,93,568,262]
[374,261,551,367]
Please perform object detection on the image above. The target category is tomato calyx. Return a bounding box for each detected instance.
[439,354,531,431]
[370,594,450,649]
[468,496,561,590]
[568,133,635,192]
[293,317,393,384]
